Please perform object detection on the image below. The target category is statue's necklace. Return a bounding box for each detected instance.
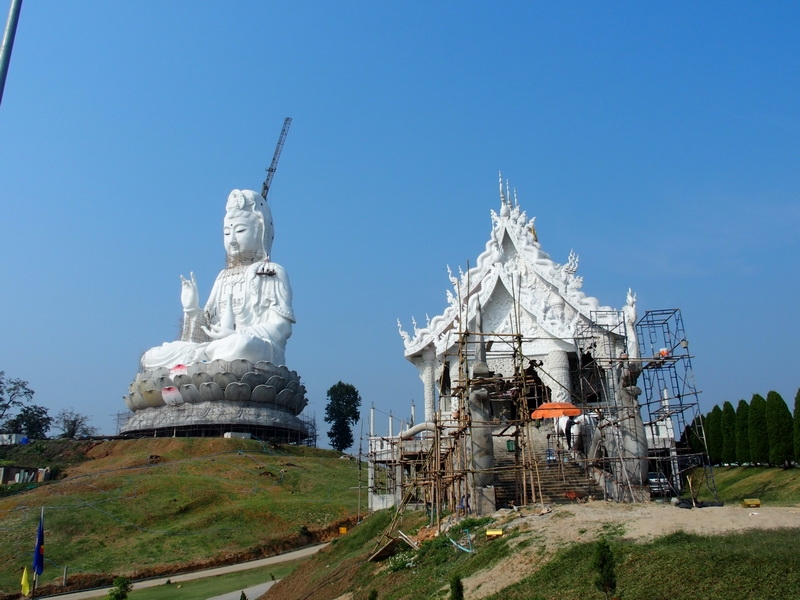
[220,264,248,293]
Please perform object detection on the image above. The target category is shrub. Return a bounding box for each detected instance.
[593,539,617,600]
[450,574,464,600]
[106,576,132,600]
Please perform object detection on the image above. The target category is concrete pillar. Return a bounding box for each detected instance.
[469,386,494,487]
[421,345,437,422]
[546,349,572,402]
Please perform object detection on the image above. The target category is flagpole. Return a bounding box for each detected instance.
[32,506,43,599]
[0,0,23,106]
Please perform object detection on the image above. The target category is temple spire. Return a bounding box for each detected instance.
[498,171,505,204]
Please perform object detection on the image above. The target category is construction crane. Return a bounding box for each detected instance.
[261,117,292,200]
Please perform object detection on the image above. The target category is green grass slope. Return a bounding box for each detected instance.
[487,528,800,600]
[264,466,800,600]
[0,438,361,596]
[695,465,800,505]
[266,512,800,600]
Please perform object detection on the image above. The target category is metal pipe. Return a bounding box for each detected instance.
[397,421,437,439]
[0,0,23,107]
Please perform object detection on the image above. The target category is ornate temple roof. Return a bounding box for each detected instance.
[399,177,623,361]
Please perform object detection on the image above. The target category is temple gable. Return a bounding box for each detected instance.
[399,176,630,420]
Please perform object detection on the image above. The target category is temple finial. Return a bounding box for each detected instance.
[498,171,505,204]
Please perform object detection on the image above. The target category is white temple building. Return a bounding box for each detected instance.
[369,177,708,516]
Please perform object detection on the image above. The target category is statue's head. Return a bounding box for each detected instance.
[224,189,275,265]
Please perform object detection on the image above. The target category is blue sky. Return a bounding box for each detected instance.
[1,2,797,440]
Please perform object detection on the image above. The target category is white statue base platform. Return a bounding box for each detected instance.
[121,401,307,439]
[121,359,308,440]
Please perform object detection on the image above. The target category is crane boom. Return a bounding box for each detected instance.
[261,117,292,200]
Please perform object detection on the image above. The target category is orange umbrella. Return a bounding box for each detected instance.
[530,402,582,419]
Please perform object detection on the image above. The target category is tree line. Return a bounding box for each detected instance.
[0,371,98,439]
[687,389,800,467]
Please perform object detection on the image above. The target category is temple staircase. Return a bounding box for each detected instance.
[492,425,603,507]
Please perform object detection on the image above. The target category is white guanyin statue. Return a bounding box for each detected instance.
[141,189,295,369]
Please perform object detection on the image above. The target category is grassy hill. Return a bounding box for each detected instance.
[2,441,799,600]
[264,511,800,600]
[0,438,361,596]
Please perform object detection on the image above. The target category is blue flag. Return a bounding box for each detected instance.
[33,511,44,576]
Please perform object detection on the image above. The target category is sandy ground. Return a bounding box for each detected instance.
[464,501,800,599]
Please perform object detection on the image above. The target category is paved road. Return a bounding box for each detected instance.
[39,543,328,599]
[206,580,276,600]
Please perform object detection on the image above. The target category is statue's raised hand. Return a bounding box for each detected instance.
[180,272,200,313]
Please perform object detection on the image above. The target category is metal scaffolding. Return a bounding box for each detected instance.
[635,308,717,501]
[368,306,716,534]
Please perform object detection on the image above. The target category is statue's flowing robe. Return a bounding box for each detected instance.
[142,262,294,369]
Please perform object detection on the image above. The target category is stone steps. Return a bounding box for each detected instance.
[492,428,603,506]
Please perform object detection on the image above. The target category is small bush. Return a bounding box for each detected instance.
[106,576,132,600]
[450,574,464,600]
[593,539,617,600]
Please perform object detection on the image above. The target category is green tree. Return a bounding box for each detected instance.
[748,394,769,465]
[705,405,723,465]
[324,382,361,452]
[766,391,793,467]
[794,389,800,463]
[593,538,617,600]
[54,408,98,438]
[106,576,132,600]
[681,414,706,456]
[0,372,34,422]
[721,401,737,464]
[3,404,52,439]
[735,399,750,465]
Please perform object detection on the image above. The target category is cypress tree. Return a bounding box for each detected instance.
[720,401,737,465]
[681,414,706,456]
[735,400,750,465]
[748,394,769,466]
[766,391,793,467]
[706,406,723,465]
[593,538,617,600]
[794,389,800,463]
[449,575,464,600]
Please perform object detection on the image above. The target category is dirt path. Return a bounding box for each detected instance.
[38,543,328,599]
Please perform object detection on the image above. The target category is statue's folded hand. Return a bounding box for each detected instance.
[202,324,235,340]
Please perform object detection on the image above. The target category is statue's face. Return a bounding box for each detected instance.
[224,213,263,261]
